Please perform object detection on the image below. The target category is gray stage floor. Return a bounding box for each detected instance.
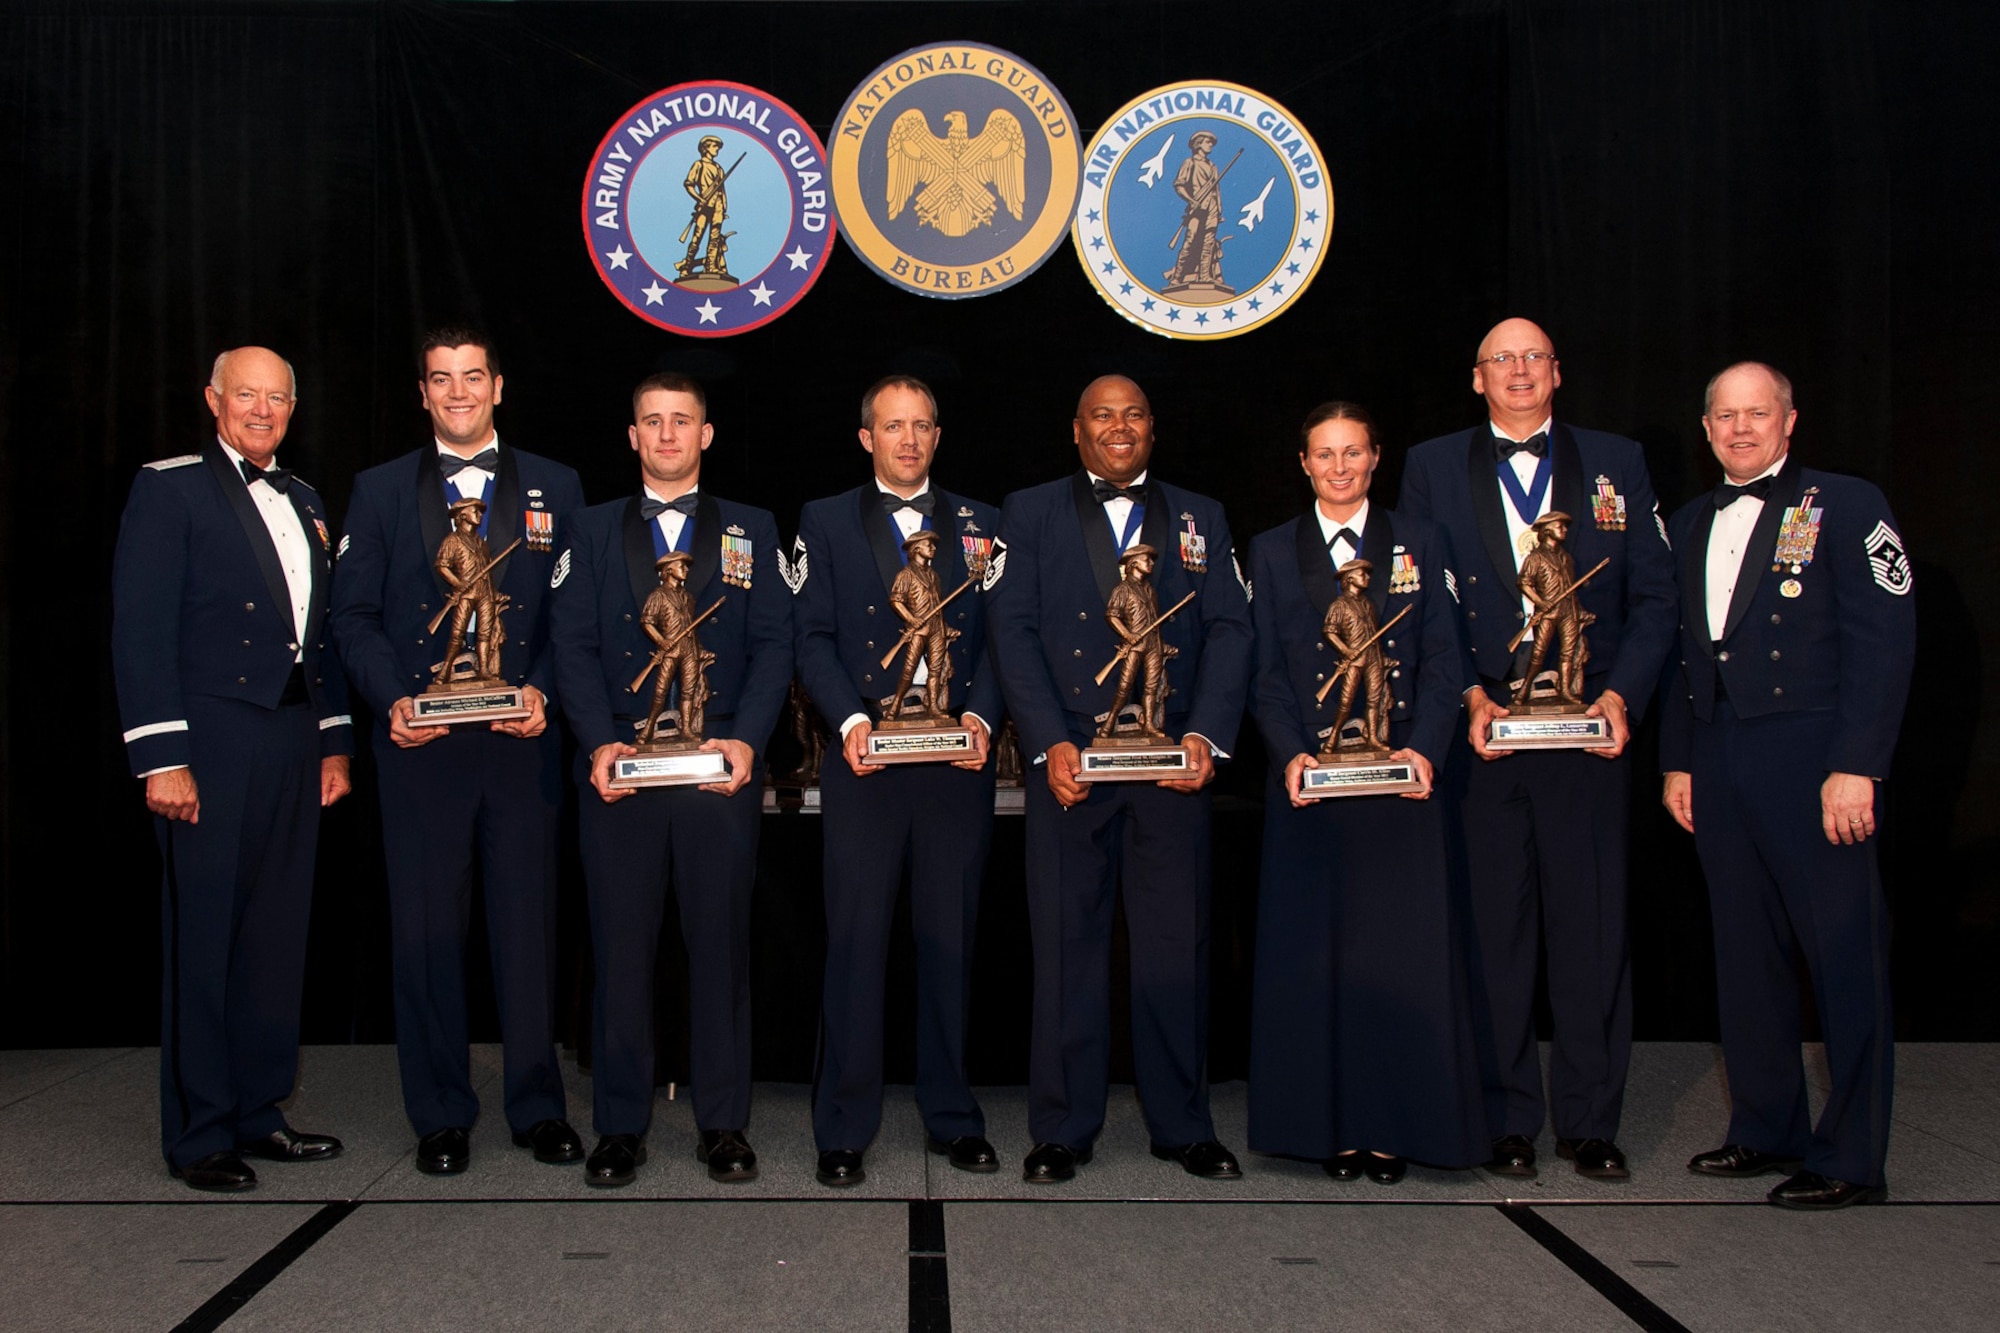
[3,1043,1996,1330]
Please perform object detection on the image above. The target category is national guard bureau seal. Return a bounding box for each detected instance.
[830,42,1081,298]
[1075,81,1333,339]
[582,81,834,337]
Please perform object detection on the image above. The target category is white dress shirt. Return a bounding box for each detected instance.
[1490,417,1554,634]
[1087,469,1149,552]
[1315,498,1370,569]
[645,484,697,552]
[437,433,497,500]
[1705,456,1787,641]
[219,439,312,653]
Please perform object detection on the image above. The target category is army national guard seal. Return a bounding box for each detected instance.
[830,42,1081,298]
[1075,81,1333,339]
[583,81,834,337]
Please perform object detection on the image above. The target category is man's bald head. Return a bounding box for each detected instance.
[1073,375,1156,485]
[210,346,298,400]
[204,346,299,468]
[1470,317,1561,435]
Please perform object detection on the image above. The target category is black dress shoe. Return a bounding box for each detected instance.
[585,1134,646,1188]
[699,1128,758,1182]
[511,1119,585,1165]
[1325,1150,1363,1182]
[415,1126,471,1175]
[1555,1137,1630,1180]
[816,1149,865,1187]
[1022,1141,1092,1183]
[1149,1140,1243,1179]
[1365,1153,1408,1184]
[170,1151,257,1192]
[1768,1170,1887,1210]
[927,1135,1000,1173]
[1483,1135,1538,1178]
[239,1128,342,1163]
[1687,1143,1805,1178]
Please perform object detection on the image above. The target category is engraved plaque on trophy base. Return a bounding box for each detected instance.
[1487,704,1614,751]
[410,682,530,727]
[610,745,730,789]
[865,721,975,765]
[1300,755,1423,798]
[1078,737,1191,782]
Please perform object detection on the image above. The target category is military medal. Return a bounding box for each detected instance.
[525,509,555,552]
[313,518,331,550]
[1771,487,1823,574]
[1591,475,1627,530]
[961,533,993,581]
[1517,529,1539,558]
[1389,547,1421,595]
[722,525,754,588]
[1780,578,1803,598]
[1179,513,1207,572]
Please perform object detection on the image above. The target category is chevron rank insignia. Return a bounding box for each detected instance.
[549,548,571,589]
[1865,520,1912,595]
[778,535,809,593]
[982,537,1008,591]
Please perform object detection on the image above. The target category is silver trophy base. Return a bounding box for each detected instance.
[1078,738,1190,782]
[609,748,730,788]
[410,684,530,726]
[1301,756,1423,798]
[865,725,974,765]
[1488,708,1614,750]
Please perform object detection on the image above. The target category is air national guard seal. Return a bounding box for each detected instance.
[830,42,1081,298]
[1075,81,1333,339]
[582,81,834,337]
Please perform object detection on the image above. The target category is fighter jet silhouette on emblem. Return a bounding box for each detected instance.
[885,109,1026,237]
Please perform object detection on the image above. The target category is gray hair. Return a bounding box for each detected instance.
[210,348,299,400]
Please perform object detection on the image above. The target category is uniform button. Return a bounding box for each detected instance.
[288,642,299,652]
[622,613,632,622]
[1467,612,1478,621]
[1467,576,1478,585]
[314,677,323,686]
[237,676,248,684]
[1385,639,1396,648]
[242,639,251,647]
[866,641,875,650]
[867,606,876,615]
[1073,649,1082,657]
[1773,686,1784,697]
[416,638,425,645]
[1072,686,1081,695]
[623,651,632,658]
[419,603,429,612]
[1314,642,1324,652]
[1391,669,1401,678]
[1718,650,1731,662]
[245,602,255,611]
[1769,650,1782,661]
[1770,614,1782,625]
[1395,698,1406,708]
[1079,612,1088,621]
[957,611,966,620]
[864,674,873,683]
[1315,672,1325,681]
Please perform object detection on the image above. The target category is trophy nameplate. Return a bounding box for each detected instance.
[1300,756,1423,798]
[1078,737,1191,782]
[1487,706,1614,751]
[411,682,530,727]
[865,723,975,765]
[610,745,730,788]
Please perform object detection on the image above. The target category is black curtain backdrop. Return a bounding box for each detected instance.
[3,1,1997,1066]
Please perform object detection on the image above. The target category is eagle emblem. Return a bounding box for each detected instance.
[885,109,1026,237]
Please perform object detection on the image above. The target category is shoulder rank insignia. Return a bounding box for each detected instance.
[1389,546,1420,595]
[1771,487,1823,574]
[582,80,834,337]
[830,43,1080,299]
[1233,552,1252,601]
[982,537,1008,591]
[145,454,202,470]
[1179,514,1208,572]
[723,526,754,588]
[549,548,572,589]
[962,534,994,582]
[1073,80,1333,340]
[337,533,352,560]
[1864,520,1913,595]
[778,535,808,593]
[525,509,555,552]
[1591,475,1627,530]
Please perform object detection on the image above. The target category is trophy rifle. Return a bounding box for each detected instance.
[678,152,747,242]
[1314,604,1412,703]
[425,537,523,635]
[1092,590,1198,686]
[629,596,727,692]
[1504,556,1610,653]
[876,575,977,670]
[1167,147,1242,251]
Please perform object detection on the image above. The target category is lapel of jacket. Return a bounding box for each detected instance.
[205,443,294,626]
[285,485,332,641]
[485,443,523,587]
[858,485,906,604]
[1720,456,1804,646]
[1547,423,1588,531]
[1293,511,1342,616]
[414,448,452,601]
[1462,428,1519,583]
[621,494,658,617]
[689,493,723,602]
[933,488,970,592]
[1359,507,1393,618]
[1070,470,1123,601]
[1138,479,1172,579]
[1682,501,1718,657]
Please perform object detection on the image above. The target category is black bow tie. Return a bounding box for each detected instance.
[1714,476,1774,509]
[1092,478,1143,505]
[438,447,498,479]
[641,492,700,522]
[880,489,935,516]
[1328,527,1360,552]
[1494,433,1548,461]
[239,458,292,494]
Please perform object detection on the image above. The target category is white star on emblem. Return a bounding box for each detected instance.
[641,281,667,305]
[749,282,776,306]
[786,246,814,270]
[695,299,722,324]
[605,245,632,270]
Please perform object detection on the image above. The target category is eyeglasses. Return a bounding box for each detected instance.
[1474,352,1555,369]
